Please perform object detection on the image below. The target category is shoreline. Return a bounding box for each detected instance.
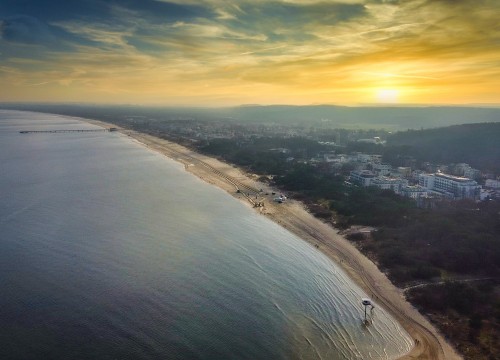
[84,117,460,360]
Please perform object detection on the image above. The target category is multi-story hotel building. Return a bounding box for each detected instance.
[418,172,481,200]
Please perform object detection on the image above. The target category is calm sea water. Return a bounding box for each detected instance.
[0,110,412,359]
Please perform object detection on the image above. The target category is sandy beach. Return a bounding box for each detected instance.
[85,118,461,360]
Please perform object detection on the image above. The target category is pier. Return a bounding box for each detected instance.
[20,128,117,134]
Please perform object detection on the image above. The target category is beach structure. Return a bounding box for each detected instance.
[362,298,375,322]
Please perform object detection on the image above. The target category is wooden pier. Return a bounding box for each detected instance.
[20,128,117,134]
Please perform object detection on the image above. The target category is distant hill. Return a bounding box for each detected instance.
[386,123,500,173]
[224,105,500,130]
[1,103,499,131]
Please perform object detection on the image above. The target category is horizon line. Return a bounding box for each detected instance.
[1,101,500,109]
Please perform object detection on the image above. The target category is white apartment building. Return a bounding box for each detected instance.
[370,154,383,164]
[370,177,408,194]
[372,163,392,176]
[397,167,412,178]
[453,163,481,180]
[485,179,500,188]
[454,163,471,175]
[401,185,428,199]
[418,172,481,200]
[324,154,347,163]
[356,153,372,163]
[464,167,481,180]
[350,170,376,186]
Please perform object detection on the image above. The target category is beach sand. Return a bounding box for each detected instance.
[86,119,461,360]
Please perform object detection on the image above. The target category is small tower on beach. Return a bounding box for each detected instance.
[362,298,375,323]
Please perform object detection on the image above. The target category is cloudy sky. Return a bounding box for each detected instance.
[0,0,498,106]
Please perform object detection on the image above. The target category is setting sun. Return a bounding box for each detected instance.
[376,89,399,104]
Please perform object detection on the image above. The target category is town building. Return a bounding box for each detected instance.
[401,185,428,199]
[350,170,376,186]
[453,163,471,175]
[480,189,498,200]
[356,137,382,144]
[372,163,392,176]
[451,163,481,180]
[355,153,372,163]
[485,179,500,189]
[418,172,481,200]
[370,177,408,194]
[397,167,412,178]
[370,154,383,164]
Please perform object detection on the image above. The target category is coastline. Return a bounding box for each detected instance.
[84,117,460,360]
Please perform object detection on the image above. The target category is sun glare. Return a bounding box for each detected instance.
[376,89,399,103]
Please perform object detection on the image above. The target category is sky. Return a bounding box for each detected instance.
[0,0,499,106]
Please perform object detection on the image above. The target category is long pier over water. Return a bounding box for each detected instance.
[20,128,117,134]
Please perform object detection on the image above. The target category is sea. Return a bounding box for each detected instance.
[0,110,413,359]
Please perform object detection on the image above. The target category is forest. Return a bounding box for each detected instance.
[386,123,500,173]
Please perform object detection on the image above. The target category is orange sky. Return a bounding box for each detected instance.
[0,0,499,106]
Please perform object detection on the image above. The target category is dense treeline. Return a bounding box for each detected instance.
[200,137,329,174]
[408,281,500,360]
[386,123,500,173]
[342,123,500,175]
[366,200,500,282]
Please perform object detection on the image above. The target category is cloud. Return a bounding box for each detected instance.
[0,0,498,105]
[228,1,368,31]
